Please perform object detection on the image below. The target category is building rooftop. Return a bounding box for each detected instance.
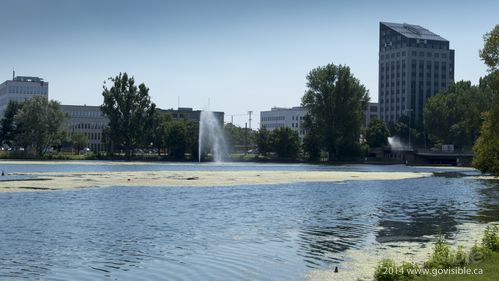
[269,106,307,111]
[381,22,448,42]
[13,76,44,82]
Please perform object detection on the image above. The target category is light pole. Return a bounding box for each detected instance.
[407,108,414,149]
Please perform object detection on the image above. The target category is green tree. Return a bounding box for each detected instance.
[0,100,23,147]
[224,123,255,153]
[423,81,494,149]
[302,115,321,161]
[167,120,188,160]
[479,24,499,72]
[473,111,499,174]
[14,96,66,158]
[473,25,499,174]
[388,115,424,148]
[270,127,300,159]
[71,132,88,154]
[100,73,156,159]
[255,127,270,156]
[365,118,389,148]
[302,63,369,161]
[185,120,199,160]
[148,110,172,157]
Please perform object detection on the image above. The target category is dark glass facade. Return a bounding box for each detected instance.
[378,22,454,125]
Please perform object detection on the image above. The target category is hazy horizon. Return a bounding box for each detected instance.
[1,0,497,126]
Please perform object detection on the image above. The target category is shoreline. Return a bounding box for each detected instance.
[0,170,432,192]
[0,158,475,168]
[305,222,495,281]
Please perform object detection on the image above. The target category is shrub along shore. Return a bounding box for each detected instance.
[370,225,499,281]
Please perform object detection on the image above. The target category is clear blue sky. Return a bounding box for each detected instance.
[1,0,497,126]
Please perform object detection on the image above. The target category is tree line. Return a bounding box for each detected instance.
[0,97,67,158]
[0,25,497,173]
[0,73,201,160]
[101,73,199,160]
[249,24,499,175]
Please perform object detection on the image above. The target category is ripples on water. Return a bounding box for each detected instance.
[0,164,498,280]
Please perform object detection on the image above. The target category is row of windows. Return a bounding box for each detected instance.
[70,123,107,130]
[262,123,285,129]
[382,51,449,59]
[380,77,447,88]
[262,114,306,122]
[0,95,45,104]
[380,96,406,103]
[291,115,304,121]
[72,131,102,141]
[380,81,447,90]
[380,43,447,52]
[5,97,29,103]
[261,116,285,122]
[380,105,407,112]
[7,85,48,95]
[381,60,451,71]
[67,111,104,118]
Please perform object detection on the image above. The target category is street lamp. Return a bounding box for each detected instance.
[406,108,414,149]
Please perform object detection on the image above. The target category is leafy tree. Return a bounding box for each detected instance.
[479,24,499,72]
[224,123,255,153]
[473,25,499,174]
[14,96,66,158]
[0,100,23,147]
[302,63,369,161]
[423,81,494,148]
[167,120,188,160]
[53,130,69,153]
[473,111,499,174]
[71,132,88,154]
[302,115,321,161]
[148,110,172,156]
[101,73,156,159]
[365,118,389,148]
[388,115,425,148]
[255,127,270,156]
[270,127,300,159]
[185,120,199,160]
[101,127,115,154]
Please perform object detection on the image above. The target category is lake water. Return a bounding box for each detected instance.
[0,162,498,280]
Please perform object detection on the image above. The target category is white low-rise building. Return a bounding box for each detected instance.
[260,106,308,140]
[0,75,49,116]
[60,105,109,152]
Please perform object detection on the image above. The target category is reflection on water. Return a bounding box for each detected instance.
[476,179,499,223]
[0,164,497,280]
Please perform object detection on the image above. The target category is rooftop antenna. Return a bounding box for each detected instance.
[12,67,15,80]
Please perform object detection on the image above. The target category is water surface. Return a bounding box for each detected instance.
[0,162,497,280]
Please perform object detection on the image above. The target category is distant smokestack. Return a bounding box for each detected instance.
[12,68,15,80]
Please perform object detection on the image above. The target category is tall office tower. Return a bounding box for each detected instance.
[0,74,49,116]
[378,22,454,125]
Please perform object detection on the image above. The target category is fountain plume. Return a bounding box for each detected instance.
[388,136,409,151]
[198,111,227,162]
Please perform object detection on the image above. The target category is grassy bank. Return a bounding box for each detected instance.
[414,252,499,280]
[372,225,499,281]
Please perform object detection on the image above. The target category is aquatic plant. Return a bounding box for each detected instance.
[482,225,499,251]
